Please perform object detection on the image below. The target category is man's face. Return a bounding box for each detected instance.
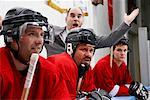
[65,8,84,30]
[73,43,95,66]
[17,25,45,62]
[113,44,128,63]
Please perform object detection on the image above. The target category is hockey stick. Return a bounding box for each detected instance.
[77,64,88,93]
[77,77,83,93]
[110,46,113,68]
[21,53,39,100]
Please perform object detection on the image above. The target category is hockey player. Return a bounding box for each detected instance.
[93,37,149,100]
[47,28,97,99]
[0,7,70,99]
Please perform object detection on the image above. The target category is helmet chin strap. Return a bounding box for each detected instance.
[10,42,44,66]
[9,42,29,65]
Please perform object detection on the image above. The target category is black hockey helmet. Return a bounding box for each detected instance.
[114,36,128,46]
[113,36,129,50]
[65,28,96,56]
[1,7,50,45]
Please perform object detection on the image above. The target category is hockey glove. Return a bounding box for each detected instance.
[76,89,111,100]
[129,81,149,100]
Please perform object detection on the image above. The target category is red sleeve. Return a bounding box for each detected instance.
[124,67,132,84]
[47,71,71,99]
[117,85,129,96]
[47,55,77,99]
[81,68,96,92]
[117,63,132,96]
[40,57,71,99]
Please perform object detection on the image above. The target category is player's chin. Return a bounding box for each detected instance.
[120,57,125,59]
[83,61,91,65]
[32,47,42,53]
[119,58,125,62]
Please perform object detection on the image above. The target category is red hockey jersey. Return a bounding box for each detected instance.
[0,47,70,99]
[93,55,132,97]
